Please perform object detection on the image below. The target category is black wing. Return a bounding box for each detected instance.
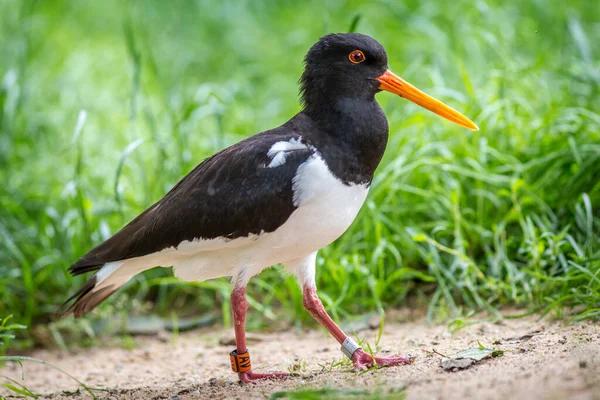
[68,121,315,275]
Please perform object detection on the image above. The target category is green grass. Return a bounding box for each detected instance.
[0,355,100,399]
[269,387,406,400]
[0,0,599,350]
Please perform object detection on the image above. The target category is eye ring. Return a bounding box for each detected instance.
[349,50,365,64]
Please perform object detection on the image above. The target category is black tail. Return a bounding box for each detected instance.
[59,275,118,318]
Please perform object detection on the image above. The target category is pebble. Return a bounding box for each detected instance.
[216,378,228,386]
[558,337,567,345]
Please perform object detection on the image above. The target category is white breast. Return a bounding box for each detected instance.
[284,154,369,253]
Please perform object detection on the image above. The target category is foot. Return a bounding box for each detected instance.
[238,370,290,383]
[351,348,414,370]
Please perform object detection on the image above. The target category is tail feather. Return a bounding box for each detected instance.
[68,263,104,276]
[61,261,127,318]
[62,275,97,311]
[62,258,157,318]
[61,275,118,318]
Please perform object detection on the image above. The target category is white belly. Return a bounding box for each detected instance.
[171,154,368,282]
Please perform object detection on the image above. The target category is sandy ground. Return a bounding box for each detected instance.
[1,312,599,400]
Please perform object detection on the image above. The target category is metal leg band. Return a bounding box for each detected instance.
[341,337,362,360]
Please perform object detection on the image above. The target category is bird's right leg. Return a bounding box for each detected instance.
[301,285,413,369]
[230,284,289,383]
[287,253,413,370]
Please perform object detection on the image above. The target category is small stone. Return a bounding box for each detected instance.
[519,334,534,342]
[208,377,217,386]
[216,378,227,386]
[558,337,567,345]
[579,361,588,369]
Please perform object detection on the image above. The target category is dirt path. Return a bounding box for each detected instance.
[1,312,599,399]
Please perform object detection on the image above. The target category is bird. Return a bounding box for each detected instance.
[61,33,478,383]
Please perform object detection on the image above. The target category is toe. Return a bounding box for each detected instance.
[374,354,415,366]
[351,349,375,370]
[238,370,290,383]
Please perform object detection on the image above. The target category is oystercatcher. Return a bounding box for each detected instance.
[62,33,478,382]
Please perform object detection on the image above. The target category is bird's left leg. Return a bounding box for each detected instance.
[230,284,289,383]
[287,252,413,370]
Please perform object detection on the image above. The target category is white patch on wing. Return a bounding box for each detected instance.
[268,152,286,168]
[267,137,307,168]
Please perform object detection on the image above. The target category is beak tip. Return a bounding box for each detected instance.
[464,120,479,131]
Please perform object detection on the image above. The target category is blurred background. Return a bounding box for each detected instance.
[0,0,598,352]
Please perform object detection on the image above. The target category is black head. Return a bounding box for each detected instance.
[300,33,388,114]
[299,33,479,130]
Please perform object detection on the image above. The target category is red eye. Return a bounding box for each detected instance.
[349,50,365,64]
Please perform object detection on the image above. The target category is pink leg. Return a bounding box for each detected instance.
[302,286,413,370]
[231,286,289,383]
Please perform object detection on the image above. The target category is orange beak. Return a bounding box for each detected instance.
[376,69,479,131]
